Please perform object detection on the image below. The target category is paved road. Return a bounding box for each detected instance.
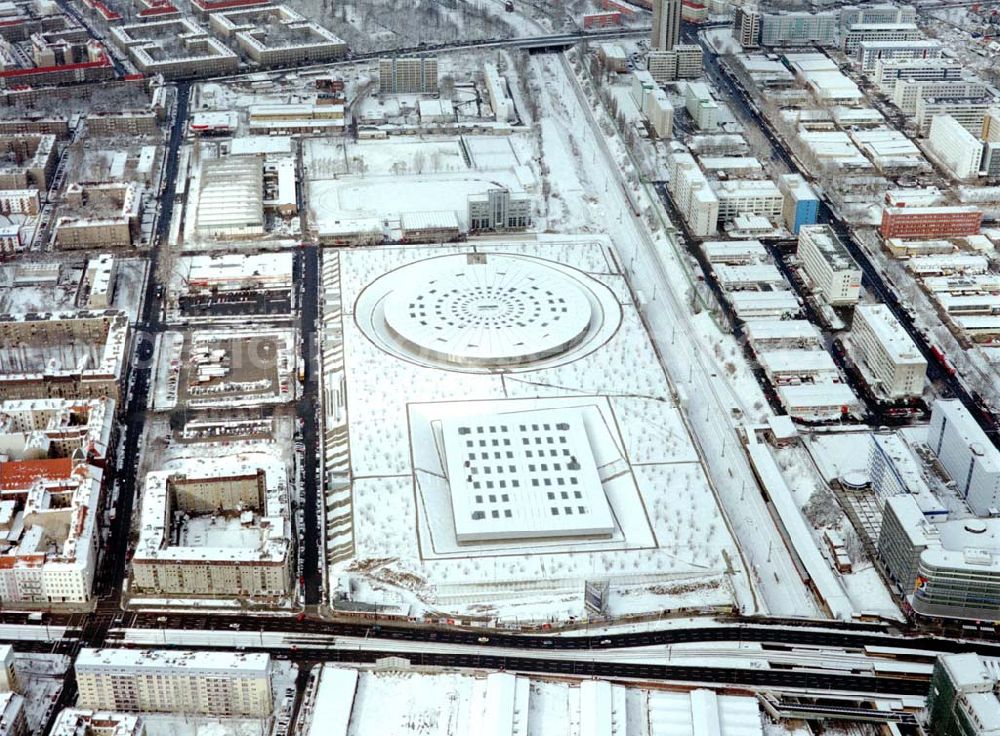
[694,33,997,437]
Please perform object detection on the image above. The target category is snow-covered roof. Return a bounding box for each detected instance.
[854,304,923,363]
[442,408,614,543]
[76,648,271,676]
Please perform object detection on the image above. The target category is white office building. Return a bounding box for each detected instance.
[796,224,862,305]
[928,399,1000,516]
[666,147,719,237]
[843,23,921,56]
[75,649,273,718]
[874,58,962,94]
[645,88,673,138]
[916,96,994,135]
[893,79,990,115]
[929,114,985,180]
[711,179,784,222]
[857,39,943,73]
[684,81,719,130]
[850,304,925,400]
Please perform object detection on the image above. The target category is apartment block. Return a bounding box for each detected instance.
[915,96,993,135]
[797,224,862,305]
[75,649,273,717]
[733,5,760,48]
[843,23,921,56]
[850,304,925,400]
[893,80,989,115]
[857,39,943,73]
[110,18,239,78]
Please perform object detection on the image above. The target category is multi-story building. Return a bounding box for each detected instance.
[868,432,941,511]
[674,44,702,78]
[645,88,673,138]
[0,694,25,736]
[858,39,943,73]
[928,399,1000,515]
[684,81,719,130]
[75,649,273,717]
[777,174,819,234]
[849,304,925,400]
[879,494,1000,620]
[734,5,761,48]
[983,107,1000,142]
[378,56,437,94]
[874,58,962,94]
[840,3,916,33]
[110,19,239,78]
[0,134,57,190]
[190,0,270,17]
[893,80,990,115]
[0,191,39,217]
[483,63,514,122]
[50,710,143,736]
[927,653,1000,736]
[666,147,718,237]
[130,454,291,600]
[0,311,129,403]
[759,11,838,47]
[981,142,1000,179]
[0,646,18,694]
[843,23,921,56]
[651,0,681,51]
[0,118,70,138]
[208,5,346,65]
[0,226,19,254]
[916,96,994,135]
[467,188,531,231]
[929,115,985,180]
[710,179,784,222]
[647,50,677,83]
[54,182,141,249]
[797,224,862,305]
[880,206,983,239]
[0,39,113,89]
[85,111,158,137]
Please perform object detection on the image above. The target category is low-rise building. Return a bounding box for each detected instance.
[50,710,143,736]
[849,304,925,400]
[75,649,273,717]
[399,211,460,242]
[194,155,264,239]
[797,224,862,305]
[744,319,822,350]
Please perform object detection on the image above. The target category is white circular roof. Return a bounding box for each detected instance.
[383,257,593,367]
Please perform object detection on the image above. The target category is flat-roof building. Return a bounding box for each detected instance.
[843,22,921,56]
[857,39,943,73]
[849,304,925,400]
[778,174,819,234]
[916,96,994,135]
[929,114,985,180]
[879,494,1000,620]
[797,224,862,306]
[208,5,346,65]
[76,648,273,717]
[881,206,983,239]
[194,155,264,239]
[759,11,837,46]
[110,19,239,78]
[927,653,1000,736]
[378,56,438,94]
[928,399,1000,516]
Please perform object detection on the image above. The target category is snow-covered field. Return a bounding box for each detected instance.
[326,239,746,622]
